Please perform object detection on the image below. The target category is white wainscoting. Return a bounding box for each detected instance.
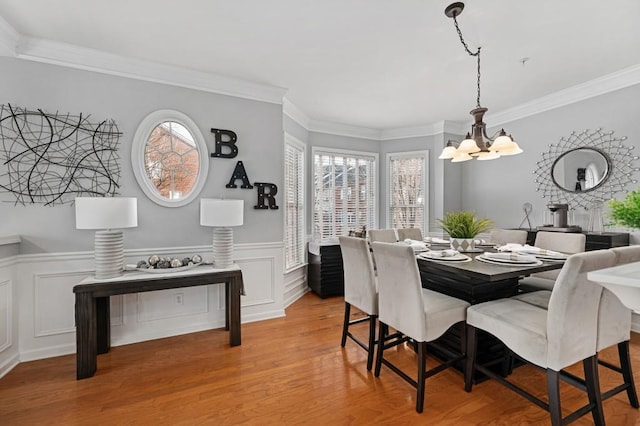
[8,242,286,367]
[0,257,18,379]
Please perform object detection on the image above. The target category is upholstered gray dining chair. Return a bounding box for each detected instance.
[518,231,586,292]
[488,228,528,246]
[465,250,616,425]
[370,241,470,413]
[367,229,398,243]
[514,245,640,409]
[396,227,423,241]
[338,236,379,371]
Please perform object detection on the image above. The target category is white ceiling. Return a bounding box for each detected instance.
[0,0,639,131]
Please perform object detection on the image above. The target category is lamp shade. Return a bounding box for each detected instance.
[75,197,138,230]
[200,199,244,227]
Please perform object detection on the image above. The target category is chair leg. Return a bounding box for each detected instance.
[341,302,351,347]
[464,324,477,392]
[546,369,562,426]
[416,341,427,413]
[583,355,605,426]
[618,341,640,408]
[366,314,378,371]
[374,322,388,377]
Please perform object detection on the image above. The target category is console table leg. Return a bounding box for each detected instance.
[229,277,241,347]
[96,297,111,354]
[75,292,97,380]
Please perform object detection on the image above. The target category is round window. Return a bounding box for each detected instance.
[132,110,208,207]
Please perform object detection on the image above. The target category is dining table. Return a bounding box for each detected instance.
[415,244,566,376]
[416,245,565,304]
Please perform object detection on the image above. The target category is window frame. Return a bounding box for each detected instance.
[131,109,209,207]
[312,146,378,243]
[386,150,429,232]
[284,134,306,272]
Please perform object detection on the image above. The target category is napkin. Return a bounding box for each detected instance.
[497,244,568,259]
[424,237,450,244]
[402,239,428,251]
[427,249,459,258]
[482,252,538,262]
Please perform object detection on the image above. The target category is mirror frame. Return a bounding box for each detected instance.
[131,109,209,207]
[534,128,638,209]
[550,147,611,193]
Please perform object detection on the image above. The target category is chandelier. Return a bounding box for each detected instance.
[438,2,523,162]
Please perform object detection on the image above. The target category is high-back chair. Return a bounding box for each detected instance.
[519,231,586,291]
[370,242,470,413]
[396,227,423,241]
[338,236,379,371]
[367,229,398,243]
[488,229,528,246]
[513,246,640,410]
[465,250,616,425]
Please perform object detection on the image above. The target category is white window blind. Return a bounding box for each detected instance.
[284,138,305,270]
[388,151,428,232]
[313,149,377,242]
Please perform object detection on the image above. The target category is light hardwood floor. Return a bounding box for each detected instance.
[1,292,640,425]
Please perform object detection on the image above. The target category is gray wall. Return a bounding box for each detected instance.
[461,85,640,230]
[0,58,284,253]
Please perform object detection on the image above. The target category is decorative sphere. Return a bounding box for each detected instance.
[170,258,182,268]
[157,260,171,269]
[137,260,149,269]
[182,257,191,266]
[148,255,160,266]
[191,254,202,264]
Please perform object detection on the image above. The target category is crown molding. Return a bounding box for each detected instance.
[379,120,468,140]
[14,36,287,104]
[487,64,640,127]
[0,15,18,57]
[282,98,310,129]
[307,118,382,140]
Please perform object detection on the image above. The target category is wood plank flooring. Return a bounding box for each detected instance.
[1,292,640,425]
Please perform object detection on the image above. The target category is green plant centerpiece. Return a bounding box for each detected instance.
[437,210,493,252]
[608,189,640,230]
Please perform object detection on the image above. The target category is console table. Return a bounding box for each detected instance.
[73,265,244,380]
[520,229,629,251]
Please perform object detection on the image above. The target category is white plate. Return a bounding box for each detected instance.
[419,252,471,262]
[476,255,542,266]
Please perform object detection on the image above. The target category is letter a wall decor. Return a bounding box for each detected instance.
[0,104,122,206]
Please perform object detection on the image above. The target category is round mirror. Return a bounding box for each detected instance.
[132,110,209,207]
[551,147,610,193]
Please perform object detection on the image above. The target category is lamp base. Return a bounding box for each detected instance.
[212,227,234,269]
[94,230,125,279]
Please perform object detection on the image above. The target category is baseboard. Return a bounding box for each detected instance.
[0,352,19,379]
[632,313,640,333]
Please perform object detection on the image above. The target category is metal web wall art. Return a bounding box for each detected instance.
[0,104,122,205]
[533,128,639,209]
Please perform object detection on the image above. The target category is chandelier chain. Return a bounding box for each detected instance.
[453,15,482,107]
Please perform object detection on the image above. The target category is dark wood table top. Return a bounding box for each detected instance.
[417,248,564,282]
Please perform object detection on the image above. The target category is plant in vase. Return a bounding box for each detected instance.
[608,190,640,244]
[436,211,493,252]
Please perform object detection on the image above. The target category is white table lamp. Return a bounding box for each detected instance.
[75,197,138,279]
[200,198,244,269]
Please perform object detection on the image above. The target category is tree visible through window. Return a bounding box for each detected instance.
[313,148,377,242]
[388,151,428,231]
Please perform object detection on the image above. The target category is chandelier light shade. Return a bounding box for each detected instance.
[200,198,244,269]
[439,2,523,162]
[75,197,138,279]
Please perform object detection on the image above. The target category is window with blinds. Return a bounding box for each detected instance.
[284,137,305,271]
[313,148,377,242]
[387,151,428,232]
